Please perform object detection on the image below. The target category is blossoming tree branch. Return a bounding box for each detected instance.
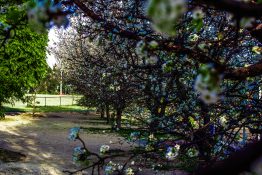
[0,0,261,175]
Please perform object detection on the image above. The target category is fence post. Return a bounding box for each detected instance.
[45,97,46,107]
[60,96,62,106]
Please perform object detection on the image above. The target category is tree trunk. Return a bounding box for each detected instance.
[100,105,105,118]
[0,104,5,119]
[106,104,110,124]
[149,104,165,132]
[195,102,213,162]
[116,108,122,129]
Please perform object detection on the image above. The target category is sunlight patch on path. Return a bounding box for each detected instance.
[0,112,131,174]
[0,116,32,135]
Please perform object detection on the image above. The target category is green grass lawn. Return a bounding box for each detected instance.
[2,94,89,113]
[3,105,93,113]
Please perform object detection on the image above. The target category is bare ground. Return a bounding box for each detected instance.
[0,112,130,175]
[0,112,188,175]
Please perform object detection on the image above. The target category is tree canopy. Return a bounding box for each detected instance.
[0,0,261,174]
[0,0,48,116]
[50,1,262,173]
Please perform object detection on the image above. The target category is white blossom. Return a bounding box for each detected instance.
[149,40,159,49]
[100,145,110,154]
[146,55,158,65]
[165,145,180,160]
[68,127,80,141]
[192,9,204,19]
[252,46,261,54]
[135,40,147,57]
[126,167,135,175]
[199,89,219,104]
[189,34,199,42]
[147,0,187,35]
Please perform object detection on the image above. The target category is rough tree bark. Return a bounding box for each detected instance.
[100,105,105,119]
[194,102,213,162]
[106,104,110,124]
[116,108,122,129]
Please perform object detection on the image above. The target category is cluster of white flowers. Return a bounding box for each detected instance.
[135,40,147,58]
[135,41,159,65]
[189,33,199,42]
[100,145,110,154]
[165,144,180,160]
[146,55,158,65]
[145,144,154,151]
[118,164,123,170]
[126,167,135,175]
[72,146,87,164]
[148,133,155,141]
[187,147,199,157]
[192,9,204,20]
[194,64,222,104]
[68,127,80,141]
[104,161,134,175]
[219,116,227,127]
[148,40,159,49]
[105,161,115,175]
[252,46,261,54]
[147,0,187,36]
[195,75,220,104]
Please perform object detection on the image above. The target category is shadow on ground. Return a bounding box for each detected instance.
[0,112,189,175]
[0,112,132,175]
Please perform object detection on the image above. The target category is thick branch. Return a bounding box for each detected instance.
[72,0,142,40]
[72,0,262,79]
[196,0,262,17]
[73,0,217,61]
[224,61,262,80]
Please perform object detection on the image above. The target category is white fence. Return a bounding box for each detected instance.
[5,94,82,107]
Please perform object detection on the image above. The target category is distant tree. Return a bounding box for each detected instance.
[55,0,262,173]
[0,1,48,117]
[36,66,60,94]
[54,24,139,128]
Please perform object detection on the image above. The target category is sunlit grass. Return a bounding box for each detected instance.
[3,105,94,113]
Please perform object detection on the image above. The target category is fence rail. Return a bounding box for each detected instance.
[29,96,82,106]
[4,94,83,107]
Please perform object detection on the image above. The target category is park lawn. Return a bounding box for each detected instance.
[3,94,83,108]
[3,105,94,113]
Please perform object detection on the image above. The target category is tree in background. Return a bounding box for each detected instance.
[0,0,49,117]
[36,65,63,94]
[53,23,140,128]
[55,0,262,173]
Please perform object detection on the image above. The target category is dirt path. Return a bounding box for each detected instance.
[0,112,189,175]
[0,112,131,175]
